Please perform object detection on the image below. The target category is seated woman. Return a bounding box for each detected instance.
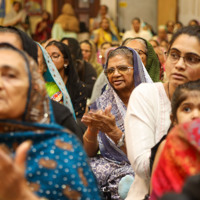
[80,40,103,77]
[91,17,118,49]
[34,10,52,42]
[61,37,97,98]
[0,43,101,200]
[0,26,84,140]
[81,46,152,199]
[51,3,79,40]
[37,43,84,140]
[122,37,161,82]
[45,40,87,120]
[150,80,200,200]
[125,26,200,200]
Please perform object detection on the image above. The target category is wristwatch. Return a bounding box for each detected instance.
[117,133,125,148]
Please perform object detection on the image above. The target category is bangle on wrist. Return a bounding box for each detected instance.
[117,133,125,148]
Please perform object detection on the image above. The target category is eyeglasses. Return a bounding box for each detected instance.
[50,53,63,61]
[104,65,133,76]
[134,49,147,56]
[168,49,200,66]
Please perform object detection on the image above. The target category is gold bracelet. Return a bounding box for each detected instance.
[83,135,95,143]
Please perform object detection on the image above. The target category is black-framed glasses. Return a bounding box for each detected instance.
[104,65,133,76]
[168,49,200,66]
[134,49,147,56]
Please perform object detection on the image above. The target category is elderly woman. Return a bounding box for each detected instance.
[122,37,161,82]
[125,26,200,200]
[0,43,101,200]
[82,46,152,199]
[0,26,84,139]
[45,40,87,119]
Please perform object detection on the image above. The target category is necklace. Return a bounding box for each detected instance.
[167,82,171,101]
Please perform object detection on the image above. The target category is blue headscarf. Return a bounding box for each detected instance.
[0,43,101,200]
[37,43,76,119]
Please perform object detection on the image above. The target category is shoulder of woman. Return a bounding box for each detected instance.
[130,82,161,103]
[133,82,158,94]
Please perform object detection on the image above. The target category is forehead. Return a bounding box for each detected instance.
[107,54,131,68]
[0,32,23,50]
[101,6,107,11]
[0,49,26,72]
[171,34,200,54]
[80,43,90,49]
[126,40,145,51]
[46,45,62,54]
[180,90,200,103]
[133,20,140,24]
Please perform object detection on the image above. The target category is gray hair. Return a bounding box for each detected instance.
[123,38,147,54]
[107,47,134,66]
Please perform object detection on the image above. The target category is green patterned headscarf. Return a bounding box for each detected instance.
[144,38,161,82]
[123,37,161,82]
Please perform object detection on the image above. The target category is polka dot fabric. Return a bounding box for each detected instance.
[0,128,101,200]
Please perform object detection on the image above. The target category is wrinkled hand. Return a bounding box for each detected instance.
[0,141,33,200]
[82,105,117,134]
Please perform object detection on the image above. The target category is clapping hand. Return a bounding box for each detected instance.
[82,105,119,140]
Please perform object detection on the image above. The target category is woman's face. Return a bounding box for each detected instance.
[0,49,29,120]
[42,12,49,21]
[101,18,109,31]
[165,34,200,88]
[46,45,66,72]
[107,54,134,94]
[125,40,147,66]
[80,43,91,62]
[100,43,112,58]
[149,40,158,49]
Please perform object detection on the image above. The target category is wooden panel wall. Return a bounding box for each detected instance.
[157,0,178,26]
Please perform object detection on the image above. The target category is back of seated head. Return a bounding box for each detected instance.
[61,37,83,60]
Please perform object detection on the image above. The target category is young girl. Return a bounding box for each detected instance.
[150,79,200,198]
[170,79,200,126]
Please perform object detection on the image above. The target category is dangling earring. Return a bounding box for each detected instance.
[64,64,68,68]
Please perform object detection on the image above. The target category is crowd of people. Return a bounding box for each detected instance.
[0,1,200,200]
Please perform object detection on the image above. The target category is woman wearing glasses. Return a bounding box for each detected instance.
[125,26,200,200]
[122,37,161,82]
[45,41,87,121]
[81,46,152,199]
